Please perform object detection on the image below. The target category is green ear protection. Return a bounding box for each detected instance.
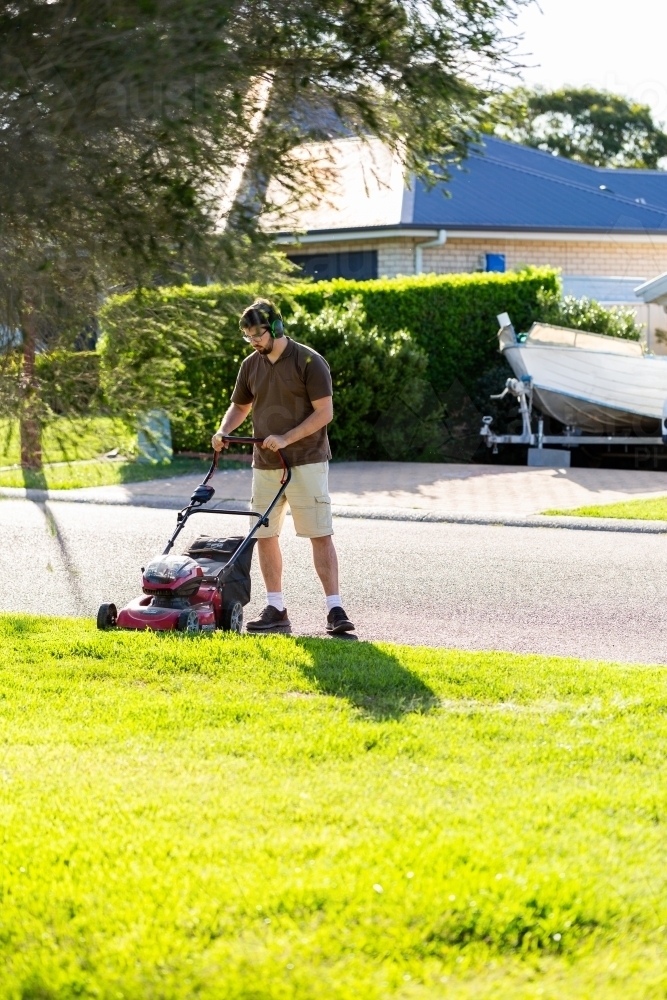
[270,316,285,337]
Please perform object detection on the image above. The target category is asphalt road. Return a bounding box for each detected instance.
[2,497,667,664]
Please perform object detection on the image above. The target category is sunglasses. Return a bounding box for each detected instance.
[241,327,269,343]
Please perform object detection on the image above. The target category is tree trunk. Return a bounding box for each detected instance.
[20,312,42,470]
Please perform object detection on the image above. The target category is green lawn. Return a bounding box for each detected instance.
[544,496,667,520]
[3,616,667,998]
[0,456,212,490]
[0,417,247,489]
[0,416,135,466]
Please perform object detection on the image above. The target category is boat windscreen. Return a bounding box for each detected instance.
[525,323,643,356]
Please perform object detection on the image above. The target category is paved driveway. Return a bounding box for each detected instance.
[4,462,667,518]
[3,498,666,664]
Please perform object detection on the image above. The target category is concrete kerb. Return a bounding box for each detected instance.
[330,505,667,534]
[1,486,666,534]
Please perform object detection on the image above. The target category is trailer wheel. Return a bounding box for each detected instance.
[177,610,200,634]
[97,603,117,630]
[221,602,243,634]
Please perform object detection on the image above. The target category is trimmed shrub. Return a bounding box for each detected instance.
[42,269,645,462]
[285,267,560,398]
[284,299,427,459]
[99,268,559,456]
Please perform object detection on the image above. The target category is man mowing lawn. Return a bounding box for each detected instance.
[212,298,355,636]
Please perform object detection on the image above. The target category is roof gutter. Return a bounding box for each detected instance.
[274,227,667,245]
[275,228,441,244]
[446,229,667,244]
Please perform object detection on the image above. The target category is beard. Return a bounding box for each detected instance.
[254,343,272,355]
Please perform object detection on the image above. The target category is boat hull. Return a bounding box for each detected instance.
[503,343,667,434]
[531,386,660,434]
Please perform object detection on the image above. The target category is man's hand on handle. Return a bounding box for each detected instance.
[212,402,253,451]
[211,431,230,452]
[211,396,331,455]
[212,430,288,455]
[260,400,332,454]
[262,434,289,453]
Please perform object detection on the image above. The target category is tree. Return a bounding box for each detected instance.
[484,86,667,168]
[0,0,524,468]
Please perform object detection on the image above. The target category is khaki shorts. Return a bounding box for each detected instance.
[251,461,333,538]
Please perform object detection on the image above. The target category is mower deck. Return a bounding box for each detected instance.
[117,590,218,633]
[97,437,292,636]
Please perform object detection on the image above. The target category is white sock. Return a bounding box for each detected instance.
[326,594,342,612]
[266,591,284,612]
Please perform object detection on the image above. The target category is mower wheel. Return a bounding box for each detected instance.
[177,609,200,634]
[221,601,243,634]
[97,603,117,630]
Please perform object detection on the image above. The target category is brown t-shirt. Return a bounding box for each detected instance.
[230,338,333,469]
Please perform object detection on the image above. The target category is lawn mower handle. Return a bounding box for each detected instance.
[220,435,290,484]
[162,436,291,557]
[202,435,289,486]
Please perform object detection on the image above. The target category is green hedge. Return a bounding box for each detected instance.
[535,288,642,340]
[98,289,428,458]
[98,284,261,455]
[98,268,559,457]
[286,267,559,398]
[283,300,427,460]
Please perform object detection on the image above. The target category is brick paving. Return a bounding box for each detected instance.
[4,461,667,518]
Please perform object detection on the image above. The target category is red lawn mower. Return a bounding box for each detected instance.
[96,436,291,635]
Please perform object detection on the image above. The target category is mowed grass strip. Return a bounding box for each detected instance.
[0,417,135,467]
[544,495,667,520]
[0,456,212,490]
[0,417,242,489]
[3,617,667,998]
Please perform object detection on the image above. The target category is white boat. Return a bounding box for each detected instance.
[500,321,667,434]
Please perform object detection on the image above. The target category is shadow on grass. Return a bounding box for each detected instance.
[114,459,209,484]
[8,459,242,490]
[295,637,437,721]
[20,467,47,490]
[114,458,248,484]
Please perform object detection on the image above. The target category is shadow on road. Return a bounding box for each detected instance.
[31,500,86,615]
[294,636,437,721]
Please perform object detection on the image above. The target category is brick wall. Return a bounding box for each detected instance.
[377,240,415,278]
[287,237,667,281]
[282,234,667,351]
[422,238,667,280]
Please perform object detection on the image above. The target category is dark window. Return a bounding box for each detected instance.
[288,254,337,281]
[340,250,377,280]
[287,250,378,282]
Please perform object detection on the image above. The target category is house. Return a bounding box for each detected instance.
[267,135,667,349]
[636,271,667,347]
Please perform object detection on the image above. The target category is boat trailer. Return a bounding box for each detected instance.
[480,376,667,467]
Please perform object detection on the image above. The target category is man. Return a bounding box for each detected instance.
[211,298,355,635]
